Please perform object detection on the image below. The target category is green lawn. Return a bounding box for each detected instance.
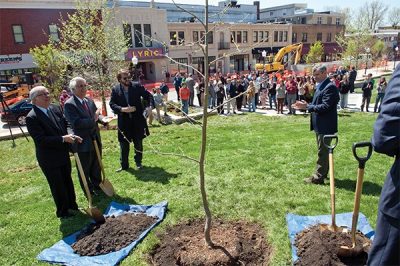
[0,112,390,265]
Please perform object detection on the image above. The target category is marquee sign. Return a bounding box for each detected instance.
[126,48,165,60]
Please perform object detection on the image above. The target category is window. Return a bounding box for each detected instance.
[302,32,308,42]
[279,31,283,42]
[143,24,152,47]
[48,24,59,42]
[170,31,177,45]
[193,31,199,42]
[134,24,142,47]
[258,31,264,42]
[270,11,273,16]
[317,17,322,24]
[123,24,133,48]
[243,31,248,43]
[283,31,288,42]
[336,18,341,25]
[327,17,332,25]
[264,31,269,42]
[12,25,24,44]
[274,31,278,42]
[317,32,322,41]
[253,31,257,42]
[207,31,213,44]
[327,32,332,42]
[237,31,242,43]
[199,31,212,44]
[178,31,185,45]
[231,31,236,43]
[292,32,297,42]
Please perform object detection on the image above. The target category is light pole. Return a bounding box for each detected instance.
[261,50,266,72]
[394,46,399,70]
[364,47,370,75]
[131,55,138,81]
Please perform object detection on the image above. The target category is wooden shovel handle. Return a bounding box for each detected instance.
[329,152,336,227]
[351,168,365,245]
[93,140,106,182]
[74,153,93,208]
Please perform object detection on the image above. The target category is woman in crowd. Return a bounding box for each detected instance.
[374,76,387,113]
[339,74,350,108]
[276,79,286,114]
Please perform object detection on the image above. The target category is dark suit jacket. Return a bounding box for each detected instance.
[109,82,150,142]
[26,104,70,168]
[307,78,340,135]
[372,65,400,219]
[63,95,102,152]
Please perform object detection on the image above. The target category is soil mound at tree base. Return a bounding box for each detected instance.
[149,219,271,265]
[294,224,371,266]
[72,213,157,256]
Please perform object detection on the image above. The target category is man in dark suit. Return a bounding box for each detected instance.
[26,86,82,218]
[64,77,107,194]
[293,64,340,184]
[110,69,150,172]
[367,65,400,265]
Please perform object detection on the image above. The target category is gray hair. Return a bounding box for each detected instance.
[69,77,86,92]
[312,64,327,73]
[29,86,47,102]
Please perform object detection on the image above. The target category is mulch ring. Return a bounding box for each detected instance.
[294,224,371,266]
[72,213,157,256]
[148,219,271,265]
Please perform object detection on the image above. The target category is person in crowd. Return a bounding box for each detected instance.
[361,73,374,112]
[254,76,260,108]
[208,79,217,109]
[153,87,168,123]
[226,78,237,115]
[268,79,277,110]
[216,80,226,114]
[285,75,298,114]
[160,80,170,102]
[259,75,268,109]
[185,73,195,106]
[109,69,150,171]
[374,76,387,113]
[276,79,286,114]
[145,90,155,126]
[179,82,190,115]
[64,77,108,192]
[339,74,350,109]
[297,76,306,101]
[173,72,182,101]
[198,78,205,107]
[367,65,400,266]
[236,77,246,111]
[303,76,314,103]
[292,64,340,185]
[247,81,256,112]
[348,66,357,93]
[26,86,82,219]
[59,89,70,111]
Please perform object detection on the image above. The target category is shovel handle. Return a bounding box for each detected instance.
[352,142,373,169]
[93,140,106,182]
[73,153,93,208]
[323,135,338,153]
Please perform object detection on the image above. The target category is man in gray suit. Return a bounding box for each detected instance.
[64,77,108,195]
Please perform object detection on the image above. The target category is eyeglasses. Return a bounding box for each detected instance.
[37,92,50,97]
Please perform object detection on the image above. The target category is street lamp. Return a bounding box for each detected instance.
[364,47,370,75]
[261,50,267,66]
[131,55,138,81]
[394,46,399,70]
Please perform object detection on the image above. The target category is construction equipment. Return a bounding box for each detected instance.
[339,142,373,257]
[255,42,303,73]
[0,83,29,101]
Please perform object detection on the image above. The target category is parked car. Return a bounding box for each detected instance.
[0,98,33,126]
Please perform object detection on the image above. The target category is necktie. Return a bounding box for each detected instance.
[47,108,59,129]
[82,100,91,116]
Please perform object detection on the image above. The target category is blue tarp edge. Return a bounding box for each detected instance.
[37,200,168,266]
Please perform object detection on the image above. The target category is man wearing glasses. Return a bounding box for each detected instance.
[64,77,108,195]
[26,86,82,218]
[293,64,340,184]
[110,69,150,172]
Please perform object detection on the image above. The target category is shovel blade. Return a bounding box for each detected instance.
[99,179,115,197]
[84,207,105,224]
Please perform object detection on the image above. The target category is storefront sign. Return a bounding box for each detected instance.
[0,55,22,64]
[0,54,36,71]
[126,48,165,60]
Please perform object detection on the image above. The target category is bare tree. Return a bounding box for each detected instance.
[359,0,388,30]
[387,7,400,27]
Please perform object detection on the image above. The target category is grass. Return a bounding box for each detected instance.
[0,111,390,265]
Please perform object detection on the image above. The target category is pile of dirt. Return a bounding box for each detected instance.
[72,213,157,256]
[149,219,271,265]
[294,224,371,266]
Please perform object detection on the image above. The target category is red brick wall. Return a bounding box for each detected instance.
[0,9,74,54]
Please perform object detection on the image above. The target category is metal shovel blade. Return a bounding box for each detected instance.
[93,140,115,197]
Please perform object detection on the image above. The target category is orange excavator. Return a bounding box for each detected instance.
[255,42,303,73]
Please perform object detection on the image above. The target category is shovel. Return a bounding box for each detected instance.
[338,141,373,257]
[320,134,342,232]
[73,152,105,224]
[93,140,115,197]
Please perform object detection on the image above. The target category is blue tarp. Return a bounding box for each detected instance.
[37,201,168,266]
[286,212,374,264]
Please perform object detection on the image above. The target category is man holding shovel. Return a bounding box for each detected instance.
[367,65,400,266]
[26,86,82,218]
[292,64,340,185]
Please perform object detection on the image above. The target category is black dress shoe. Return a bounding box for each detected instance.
[116,167,128,172]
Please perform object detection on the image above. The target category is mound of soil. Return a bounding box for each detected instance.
[72,213,157,256]
[294,224,371,266]
[149,219,271,265]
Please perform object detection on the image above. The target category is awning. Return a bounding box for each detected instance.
[252,47,283,55]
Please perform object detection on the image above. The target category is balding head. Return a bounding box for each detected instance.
[30,86,50,108]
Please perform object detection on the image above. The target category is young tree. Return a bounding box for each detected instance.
[305,41,324,64]
[387,7,400,27]
[358,0,388,30]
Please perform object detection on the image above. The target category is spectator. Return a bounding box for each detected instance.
[361,73,374,112]
[269,80,277,110]
[276,79,286,114]
[348,66,357,93]
[216,80,226,114]
[160,80,170,102]
[153,87,168,123]
[185,73,195,106]
[374,77,387,113]
[173,72,182,101]
[247,81,256,112]
[59,89,70,111]
[226,78,237,115]
[285,75,298,114]
[179,82,190,115]
[339,74,350,108]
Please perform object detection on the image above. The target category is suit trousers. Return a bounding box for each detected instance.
[76,151,101,193]
[41,163,78,217]
[314,133,331,180]
[120,138,143,168]
[367,211,400,265]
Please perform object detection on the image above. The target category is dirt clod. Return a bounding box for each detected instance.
[72,212,157,256]
[294,224,371,266]
[149,219,271,266]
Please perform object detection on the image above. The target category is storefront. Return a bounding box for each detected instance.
[0,54,37,83]
[125,47,166,82]
[229,54,250,73]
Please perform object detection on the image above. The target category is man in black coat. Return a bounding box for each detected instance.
[26,86,82,218]
[293,64,340,184]
[110,69,150,171]
[367,65,400,266]
[348,66,357,93]
[64,77,107,194]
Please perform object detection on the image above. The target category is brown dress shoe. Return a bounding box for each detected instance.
[304,176,324,185]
